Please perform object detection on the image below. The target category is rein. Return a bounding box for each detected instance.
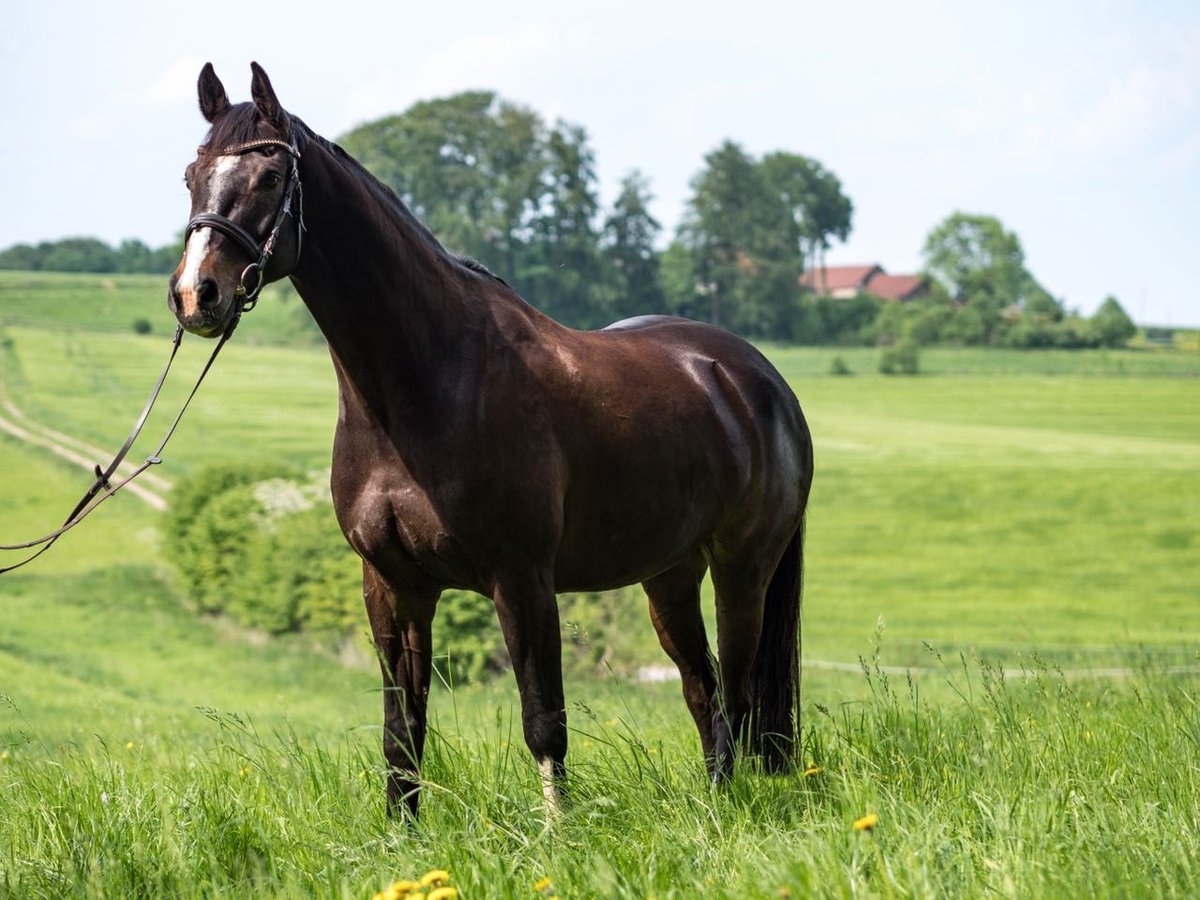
[0,137,304,575]
[0,313,240,574]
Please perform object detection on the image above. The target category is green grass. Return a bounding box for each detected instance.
[2,271,1200,896]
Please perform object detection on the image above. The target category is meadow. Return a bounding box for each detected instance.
[1,272,1198,897]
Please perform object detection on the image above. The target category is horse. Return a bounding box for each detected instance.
[168,62,813,820]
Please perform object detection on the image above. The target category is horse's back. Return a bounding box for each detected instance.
[542,314,811,587]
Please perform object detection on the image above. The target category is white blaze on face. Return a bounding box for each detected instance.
[176,155,243,315]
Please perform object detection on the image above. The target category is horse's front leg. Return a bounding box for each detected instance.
[363,561,439,820]
[493,570,567,817]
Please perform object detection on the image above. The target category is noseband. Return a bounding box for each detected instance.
[184,136,303,310]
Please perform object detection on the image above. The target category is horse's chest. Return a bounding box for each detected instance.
[329,443,479,590]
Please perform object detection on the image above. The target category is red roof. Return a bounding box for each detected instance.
[865,273,925,301]
[799,264,881,293]
[800,264,925,301]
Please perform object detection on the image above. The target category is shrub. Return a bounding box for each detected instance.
[829,355,853,376]
[879,340,920,375]
[162,466,661,682]
[162,465,359,635]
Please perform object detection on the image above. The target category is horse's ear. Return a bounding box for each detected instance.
[197,63,230,123]
[250,62,288,130]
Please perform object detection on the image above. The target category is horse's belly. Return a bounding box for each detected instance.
[552,485,719,591]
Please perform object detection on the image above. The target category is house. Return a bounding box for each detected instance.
[800,264,926,302]
[863,272,926,301]
[798,264,882,298]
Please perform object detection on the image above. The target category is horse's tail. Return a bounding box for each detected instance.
[749,517,805,773]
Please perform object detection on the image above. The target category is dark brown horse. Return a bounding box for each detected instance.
[169,63,813,819]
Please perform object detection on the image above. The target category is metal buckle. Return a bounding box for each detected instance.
[236,262,264,309]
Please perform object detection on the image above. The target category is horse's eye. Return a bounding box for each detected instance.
[261,171,282,190]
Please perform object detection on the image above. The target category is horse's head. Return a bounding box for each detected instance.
[168,63,303,338]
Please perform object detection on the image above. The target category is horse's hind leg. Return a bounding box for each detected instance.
[492,569,568,817]
[708,555,772,781]
[363,561,439,820]
[643,555,719,775]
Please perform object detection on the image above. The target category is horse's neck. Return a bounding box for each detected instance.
[288,141,481,422]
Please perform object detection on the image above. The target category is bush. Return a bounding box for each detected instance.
[879,340,920,375]
[162,465,360,635]
[162,465,662,682]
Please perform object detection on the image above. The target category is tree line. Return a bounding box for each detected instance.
[1,90,1139,347]
[338,91,854,338]
[0,237,179,274]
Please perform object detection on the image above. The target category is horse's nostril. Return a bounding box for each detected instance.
[196,278,219,308]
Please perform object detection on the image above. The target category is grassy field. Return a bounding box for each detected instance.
[2,272,1199,897]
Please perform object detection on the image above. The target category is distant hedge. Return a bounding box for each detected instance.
[161,465,648,682]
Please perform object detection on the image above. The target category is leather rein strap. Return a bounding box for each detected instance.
[0,137,304,575]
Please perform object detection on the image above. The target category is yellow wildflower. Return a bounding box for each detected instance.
[419,869,451,887]
[852,812,878,831]
[427,888,458,900]
[125,741,134,750]
[534,876,553,892]
[376,880,416,900]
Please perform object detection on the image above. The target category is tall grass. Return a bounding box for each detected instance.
[4,654,1198,898]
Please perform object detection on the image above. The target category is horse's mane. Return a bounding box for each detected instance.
[204,103,508,288]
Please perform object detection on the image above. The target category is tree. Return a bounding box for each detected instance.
[1090,295,1137,347]
[0,243,46,270]
[339,91,543,282]
[0,236,177,273]
[524,122,607,326]
[39,237,116,273]
[602,170,664,320]
[339,93,611,328]
[677,140,802,338]
[658,240,700,320]
[921,212,1056,344]
[760,151,853,285]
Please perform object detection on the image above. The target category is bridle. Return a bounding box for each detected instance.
[184,135,304,310]
[0,134,305,575]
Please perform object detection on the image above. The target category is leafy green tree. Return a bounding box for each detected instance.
[760,151,853,281]
[922,212,1056,344]
[658,240,701,320]
[114,239,177,274]
[339,93,613,328]
[340,91,544,282]
[602,170,664,320]
[1090,295,1137,347]
[0,236,178,273]
[39,237,116,273]
[524,122,607,326]
[0,243,46,270]
[678,140,801,337]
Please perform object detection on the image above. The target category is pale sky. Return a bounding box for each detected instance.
[2,0,1197,325]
